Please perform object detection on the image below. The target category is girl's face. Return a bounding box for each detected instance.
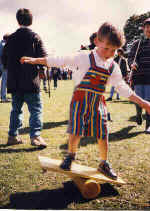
[96,38,118,61]
[143,24,150,38]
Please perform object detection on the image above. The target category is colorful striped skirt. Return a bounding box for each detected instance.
[67,90,108,139]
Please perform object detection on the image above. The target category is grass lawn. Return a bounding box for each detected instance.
[0,80,150,210]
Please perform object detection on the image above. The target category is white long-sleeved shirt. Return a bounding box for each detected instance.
[46,49,134,98]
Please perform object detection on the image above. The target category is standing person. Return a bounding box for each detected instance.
[68,69,72,80]
[4,8,47,147]
[107,48,128,101]
[51,67,60,89]
[128,18,150,133]
[0,34,10,102]
[20,22,150,179]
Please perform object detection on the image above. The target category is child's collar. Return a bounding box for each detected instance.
[92,48,113,68]
[93,48,112,63]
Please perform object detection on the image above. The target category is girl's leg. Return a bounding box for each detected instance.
[97,138,117,179]
[68,134,81,154]
[60,134,81,170]
[97,138,108,161]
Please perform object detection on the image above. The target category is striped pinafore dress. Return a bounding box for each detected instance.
[67,52,114,140]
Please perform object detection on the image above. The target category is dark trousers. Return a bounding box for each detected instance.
[54,79,57,88]
[136,104,150,129]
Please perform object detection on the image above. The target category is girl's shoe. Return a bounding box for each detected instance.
[60,154,75,170]
[98,161,117,180]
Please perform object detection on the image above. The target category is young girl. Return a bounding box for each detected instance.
[20,22,150,179]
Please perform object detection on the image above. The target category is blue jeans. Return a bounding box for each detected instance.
[0,70,7,100]
[134,85,150,101]
[110,86,119,99]
[134,85,150,119]
[0,64,2,78]
[9,92,43,138]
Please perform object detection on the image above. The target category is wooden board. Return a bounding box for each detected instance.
[39,156,126,185]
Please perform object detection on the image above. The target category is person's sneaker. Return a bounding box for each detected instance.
[136,115,142,125]
[60,154,75,170]
[106,97,112,101]
[7,136,25,145]
[31,136,47,148]
[97,160,117,180]
[116,97,120,100]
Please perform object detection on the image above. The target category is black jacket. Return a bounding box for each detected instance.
[3,27,47,93]
[128,38,150,85]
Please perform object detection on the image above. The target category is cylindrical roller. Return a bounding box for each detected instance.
[72,177,101,199]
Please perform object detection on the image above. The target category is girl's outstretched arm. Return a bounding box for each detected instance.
[129,93,150,114]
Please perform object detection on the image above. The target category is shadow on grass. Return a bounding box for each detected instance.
[1,181,118,210]
[109,125,143,142]
[60,125,143,149]
[128,114,146,123]
[79,125,143,145]
[106,100,133,104]
[0,146,46,153]
[19,120,68,135]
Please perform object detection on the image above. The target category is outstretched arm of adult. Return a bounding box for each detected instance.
[20,56,48,66]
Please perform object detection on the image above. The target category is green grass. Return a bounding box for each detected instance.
[0,80,150,209]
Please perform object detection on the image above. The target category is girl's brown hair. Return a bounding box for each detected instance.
[97,22,123,47]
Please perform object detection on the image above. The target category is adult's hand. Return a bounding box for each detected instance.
[20,56,36,64]
[131,63,137,71]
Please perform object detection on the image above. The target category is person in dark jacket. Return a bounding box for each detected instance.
[4,8,47,146]
[106,48,128,101]
[128,18,150,133]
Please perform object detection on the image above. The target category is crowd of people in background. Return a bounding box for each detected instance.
[41,66,72,91]
[49,66,72,81]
